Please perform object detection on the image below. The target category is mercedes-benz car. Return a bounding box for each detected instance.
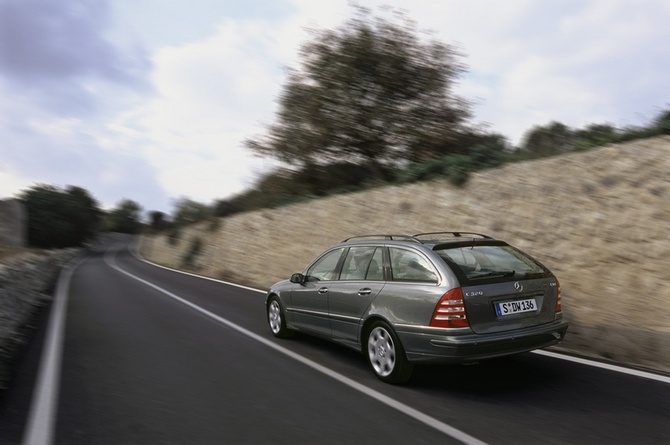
[265,232,568,384]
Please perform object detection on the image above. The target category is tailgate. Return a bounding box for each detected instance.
[462,278,559,334]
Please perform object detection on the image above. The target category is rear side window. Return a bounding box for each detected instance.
[389,247,438,283]
[340,246,383,281]
[437,245,548,283]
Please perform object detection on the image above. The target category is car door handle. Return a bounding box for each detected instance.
[318,287,329,294]
[358,288,372,296]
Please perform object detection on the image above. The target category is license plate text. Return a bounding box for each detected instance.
[495,298,537,316]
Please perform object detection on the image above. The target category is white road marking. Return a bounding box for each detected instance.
[132,243,265,294]
[22,257,86,445]
[24,243,669,445]
[111,251,489,445]
[136,250,670,385]
[532,350,670,384]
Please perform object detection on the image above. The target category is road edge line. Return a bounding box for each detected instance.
[108,251,489,445]
[531,350,670,384]
[22,256,86,445]
[130,239,670,383]
[129,239,264,294]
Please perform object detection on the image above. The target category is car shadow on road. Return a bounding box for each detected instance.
[272,332,568,397]
[408,353,568,395]
[283,332,368,365]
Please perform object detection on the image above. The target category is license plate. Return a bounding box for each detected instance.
[495,298,537,316]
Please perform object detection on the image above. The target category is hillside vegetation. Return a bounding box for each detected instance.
[140,136,670,373]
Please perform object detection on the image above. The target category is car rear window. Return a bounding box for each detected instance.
[436,244,550,284]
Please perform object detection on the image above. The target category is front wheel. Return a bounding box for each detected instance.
[366,321,413,384]
[267,296,293,338]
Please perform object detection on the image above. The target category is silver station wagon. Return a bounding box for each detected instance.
[265,232,569,383]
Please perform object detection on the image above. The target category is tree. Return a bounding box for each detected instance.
[213,197,244,218]
[653,109,670,135]
[245,7,472,175]
[20,184,101,248]
[105,199,143,234]
[148,211,170,232]
[172,198,211,227]
[574,123,619,150]
[520,121,575,156]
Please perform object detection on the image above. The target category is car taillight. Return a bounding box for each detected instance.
[555,280,562,313]
[430,287,469,328]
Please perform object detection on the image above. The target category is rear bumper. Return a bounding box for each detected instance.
[396,319,569,364]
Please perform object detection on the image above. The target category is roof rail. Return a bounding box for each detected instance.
[341,234,422,243]
[413,231,493,240]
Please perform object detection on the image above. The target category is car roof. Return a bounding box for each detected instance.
[338,232,507,250]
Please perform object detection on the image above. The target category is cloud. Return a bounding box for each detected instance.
[0,0,166,212]
[2,0,669,216]
[132,17,289,204]
[0,102,168,210]
[0,0,152,116]
[358,0,670,143]
[121,1,358,206]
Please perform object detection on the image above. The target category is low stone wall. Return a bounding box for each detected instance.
[0,249,80,390]
[140,136,670,374]
[0,199,26,248]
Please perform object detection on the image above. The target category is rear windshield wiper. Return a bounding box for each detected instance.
[519,272,548,279]
[469,270,516,279]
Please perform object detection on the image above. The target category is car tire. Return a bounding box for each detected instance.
[267,296,293,338]
[366,321,413,384]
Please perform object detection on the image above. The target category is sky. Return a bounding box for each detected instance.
[1,0,669,216]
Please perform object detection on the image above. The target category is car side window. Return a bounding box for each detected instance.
[306,248,344,281]
[340,246,382,281]
[366,247,384,280]
[389,247,438,283]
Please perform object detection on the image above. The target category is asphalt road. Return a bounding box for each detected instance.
[1,239,668,444]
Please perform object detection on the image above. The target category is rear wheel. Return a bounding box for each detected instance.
[366,321,413,384]
[267,296,293,338]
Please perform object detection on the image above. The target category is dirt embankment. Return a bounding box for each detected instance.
[140,136,670,374]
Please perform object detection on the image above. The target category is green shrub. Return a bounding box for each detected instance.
[656,110,670,135]
[167,228,181,246]
[443,155,472,186]
[208,217,221,232]
[181,236,203,269]
[201,110,668,218]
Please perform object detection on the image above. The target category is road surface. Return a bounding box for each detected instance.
[1,238,668,444]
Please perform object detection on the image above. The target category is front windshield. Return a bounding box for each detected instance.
[437,245,547,281]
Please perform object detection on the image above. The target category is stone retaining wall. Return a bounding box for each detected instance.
[140,136,670,373]
[0,249,80,390]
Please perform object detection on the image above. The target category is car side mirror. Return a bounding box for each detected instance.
[290,273,305,284]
